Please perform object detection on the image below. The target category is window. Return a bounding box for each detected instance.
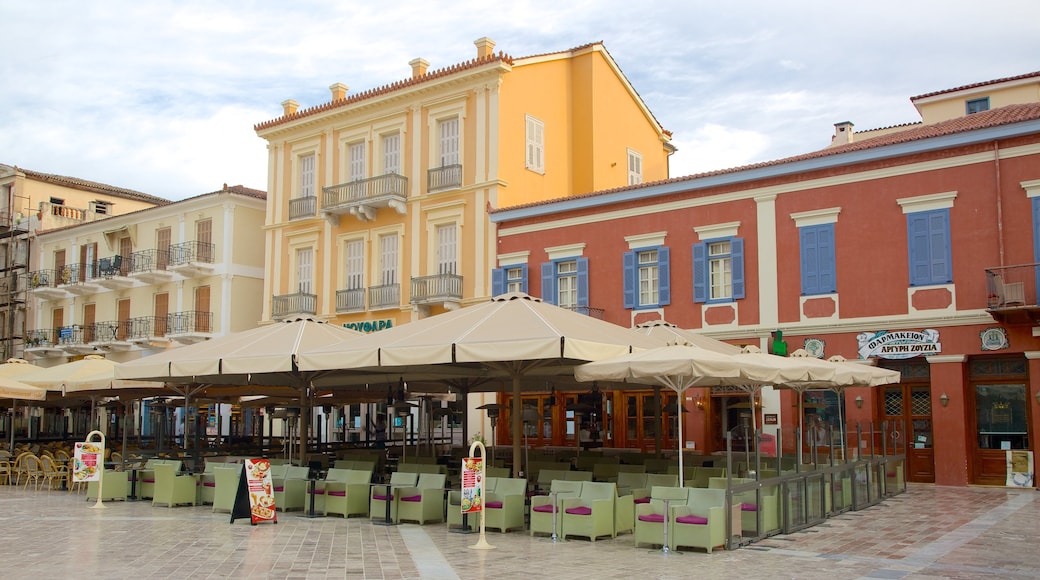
[296,247,313,294]
[436,223,457,275]
[800,223,836,295]
[907,209,951,286]
[348,142,365,182]
[693,238,744,303]
[526,115,544,173]
[491,264,529,295]
[540,258,588,308]
[966,97,990,115]
[299,153,315,197]
[383,133,400,174]
[438,118,459,166]
[627,149,642,185]
[623,247,669,308]
[344,239,364,290]
[92,201,111,215]
[379,234,398,285]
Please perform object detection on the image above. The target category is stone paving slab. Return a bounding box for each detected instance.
[1,483,1038,579]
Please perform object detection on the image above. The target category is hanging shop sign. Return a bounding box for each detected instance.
[980,327,1010,351]
[803,338,826,358]
[857,329,941,360]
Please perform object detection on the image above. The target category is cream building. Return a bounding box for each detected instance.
[0,164,170,360]
[27,184,266,364]
[253,38,673,330]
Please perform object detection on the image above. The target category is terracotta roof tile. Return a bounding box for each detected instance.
[492,102,1040,214]
[254,52,515,132]
[16,167,170,205]
[911,71,1040,101]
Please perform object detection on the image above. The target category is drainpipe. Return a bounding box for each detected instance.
[994,141,1005,267]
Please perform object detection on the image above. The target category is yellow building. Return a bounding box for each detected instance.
[254,38,673,329]
[0,164,170,359]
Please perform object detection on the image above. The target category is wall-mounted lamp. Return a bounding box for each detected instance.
[940,393,950,407]
[854,395,863,409]
[693,394,705,410]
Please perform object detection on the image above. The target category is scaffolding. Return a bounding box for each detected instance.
[0,178,32,361]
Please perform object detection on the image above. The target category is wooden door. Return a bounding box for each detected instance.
[620,391,676,452]
[79,243,97,281]
[194,285,211,332]
[119,237,132,275]
[196,219,213,262]
[83,304,95,342]
[154,293,169,336]
[882,384,935,483]
[51,308,63,345]
[117,299,131,340]
[157,228,171,270]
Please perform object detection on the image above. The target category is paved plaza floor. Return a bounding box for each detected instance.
[1,483,1038,579]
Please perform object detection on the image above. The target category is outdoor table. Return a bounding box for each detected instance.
[301,478,324,518]
[370,482,397,526]
[127,467,140,501]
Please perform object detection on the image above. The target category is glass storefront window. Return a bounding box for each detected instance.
[975,384,1028,450]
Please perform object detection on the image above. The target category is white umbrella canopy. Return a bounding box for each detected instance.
[575,343,800,485]
[0,358,43,378]
[21,355,163,394]
[0,376,47,401]
[299,292,668,474]
[631,320,742,354]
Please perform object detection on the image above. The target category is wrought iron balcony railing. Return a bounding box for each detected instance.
[168,310,212,334]
[562,305,606,319]
[985,264,1040,324]
[169,240,215,265]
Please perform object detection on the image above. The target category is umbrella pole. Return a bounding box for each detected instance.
[677,388,684,488]
[511,373,522,478]
[653,386,663,458]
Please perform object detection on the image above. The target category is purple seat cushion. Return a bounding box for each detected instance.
[532,504,556,513]
[740,503,757,511]
[565,506,592,516]
[272,486,283,492]
[204,482,216,488]
[486,501,503,509]
[400,495,422,502]
[372,494,392,501]
[327,491,346,497]
[309,489,325,495]
[634,497,651,504]
[638,513,665,523]
[675,514,709,525]
[142,478,155,484]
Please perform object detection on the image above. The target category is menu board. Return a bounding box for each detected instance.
[461,457,483,514]
[243,458,277,524]
[72,440,104,483]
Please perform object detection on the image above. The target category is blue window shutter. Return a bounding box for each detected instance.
[928,210,951,283]
[657,246,670,306]
[818,224,836,293]
[491,267,505,296]
[731,237,745,300]
[519,264,529,294]
[576,257,589,307]
[907,213,931,285]
[692,243,706,303]
[541,262,555,304]
[623,251,636,309]
[800,227,817,294]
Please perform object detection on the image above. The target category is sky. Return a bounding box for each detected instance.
[2,1,1039,201]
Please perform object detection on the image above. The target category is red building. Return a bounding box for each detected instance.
[489,72,1040,486]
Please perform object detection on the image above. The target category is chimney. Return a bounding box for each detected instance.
[329,83,348,101]
[409,58,430,79]
[281,99,300,116]
[474,37,496,59]
[832,121,854,145]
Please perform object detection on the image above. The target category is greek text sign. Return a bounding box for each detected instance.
[857,329,941,360]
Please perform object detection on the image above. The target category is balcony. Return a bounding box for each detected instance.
[410,273,463,309]
[368,284,400,310]
[167,311,213,344]
[127,315,171,348]
[985,264,1040,325]
[272,292,317,319]
[95,255,135,290]
[27,269,69,300]
[427,164,462,192]
[57,325,96,355]
[128,249,177,284]
[59,263,105,296]
[89,320,133,351]
[169,241,216,278]
[25,328,64,358]
[289,195,317,220]
[322,173,408,223]
[336,288,366,313]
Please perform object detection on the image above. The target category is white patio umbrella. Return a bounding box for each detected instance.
[0,358,46,449]
[0,376,47,401]
[299,292,667,475]
[116,317,365,464]
[574,343,798,485]
[632,320,742,354]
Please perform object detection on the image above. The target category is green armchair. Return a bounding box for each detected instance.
[370,471,419,522]
[151,463,197,508]
[395,473,447,524]
[671,488,727,553]
[447,477,498,531]
[212,466,241,513]
[86,469,129,502]
[530,479,582,537]
[483,477,526,533]
[274,466,311,512]
[561,481,617,542]
[633,485,688,549]
[324,469,374,518]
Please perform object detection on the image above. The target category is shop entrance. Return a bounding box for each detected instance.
[880,359,934,483]
[969,356,1030,485]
